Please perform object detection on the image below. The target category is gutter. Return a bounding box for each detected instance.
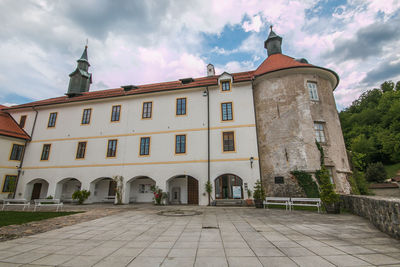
[206,86,211,205]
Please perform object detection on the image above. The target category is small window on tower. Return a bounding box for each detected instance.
[307,82,319,101]
[314,122,326,143]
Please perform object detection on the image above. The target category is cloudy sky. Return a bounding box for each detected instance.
[0,0,399,110]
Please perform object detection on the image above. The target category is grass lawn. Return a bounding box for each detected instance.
[384,162,400,178]
[0,211,80,227]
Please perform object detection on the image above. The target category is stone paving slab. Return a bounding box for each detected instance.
[0,206,400,266]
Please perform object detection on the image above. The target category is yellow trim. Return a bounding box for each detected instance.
[174,134,187,155]
[220,80,231,92]
[8,143,24,162]
[19,115,27,128]
[2,174,17,193]
[75,141,87,160]
[110,105,121,123]
[222,130,236,153]
[22,157,259,170]
[220,102,234,122]
[40,144,51,161]
[139,136,151,157]
[47,112,58,128]
[0,166,18,169]
[81,108,92,125]
[175,97,187,117]
[106,139,118,158]
[141,101,153,120]
[30,124,256,143]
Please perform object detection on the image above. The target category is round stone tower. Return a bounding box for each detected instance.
[253,28,351,197]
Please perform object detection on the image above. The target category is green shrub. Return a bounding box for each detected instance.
[253,180,266,200]
[291,170,319,198]
[317,166,339,204]
[365,162,387,183]
[353,170,370,195]
[72,190,90,204]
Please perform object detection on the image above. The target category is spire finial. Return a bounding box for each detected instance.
[85,38,88,48]
[270,25,273,31]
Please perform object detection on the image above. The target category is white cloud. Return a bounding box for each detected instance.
[242,15,262,32]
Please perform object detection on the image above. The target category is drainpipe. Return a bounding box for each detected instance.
[206,86,210,206]
[13,106,38,199]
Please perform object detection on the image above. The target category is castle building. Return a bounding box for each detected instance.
[0,29,351,204]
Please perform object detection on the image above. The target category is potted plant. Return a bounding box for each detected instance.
[72,189,90,204]
[205,180,213,206]
[246,189,254,206]
[317,167,340,213]
[253,180,266,208]
[150,185,163,205]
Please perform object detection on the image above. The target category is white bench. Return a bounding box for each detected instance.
[2,199,30,211]
[263,197,291,210]
[290,198,321,213]
[34,199,63,211]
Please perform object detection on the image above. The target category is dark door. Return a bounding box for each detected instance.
[108,181,117,196]
[187,177,198,205]
[31,183,42,200]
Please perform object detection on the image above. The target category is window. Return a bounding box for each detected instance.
[111,105,121,122]
[76,142,87,159]
[41,144,51,160]
[2,175,16,193]
[142,102,152,119]
[140,137,150,156]
[176,98,186,115]
[327,168,334,184]
[81,109,91,124]
[221,102,233,121]
[19,115,27,128]
[307,82,319,101]
[48,112,57,127]
[223,131,235,152]
[221,81,231,91]
[314,122,326,143]
[107,139,117,157]
[9,144,24,161]
[175,135,186,154]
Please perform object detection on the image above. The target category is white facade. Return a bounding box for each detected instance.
[8,82,261,205]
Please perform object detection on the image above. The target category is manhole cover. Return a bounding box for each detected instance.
[158,210,202,216]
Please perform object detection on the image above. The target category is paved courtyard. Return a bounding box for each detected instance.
[0,206,399,267]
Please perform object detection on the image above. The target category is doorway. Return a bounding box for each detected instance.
[31,183,42,200]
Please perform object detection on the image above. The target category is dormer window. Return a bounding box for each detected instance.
[221,81,230,91]
[218,72,233,92]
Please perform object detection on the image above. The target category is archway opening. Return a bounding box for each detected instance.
[25,178,49,200]
[55,178,81,202]
[215,174,243,199]
[167,175,198,205]
[126,176,156,203]
[90,177,116,203]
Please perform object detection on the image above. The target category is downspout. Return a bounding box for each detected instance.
[206,86,210,206]
[251,79,263,186]
[13,106,38,199]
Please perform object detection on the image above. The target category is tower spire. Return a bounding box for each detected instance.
[66,45,92,97]
[264,26,282,56]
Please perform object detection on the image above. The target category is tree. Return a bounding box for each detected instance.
[365,162,387,183]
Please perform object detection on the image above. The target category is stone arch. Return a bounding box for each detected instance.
[166,175,199,205]
[214,173,243,199]
[125,176,156,203]
[55,178,82,202]
[24,178,50,200]
[89,177,116,203]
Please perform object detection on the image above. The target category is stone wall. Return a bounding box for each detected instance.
[341,195,400,239]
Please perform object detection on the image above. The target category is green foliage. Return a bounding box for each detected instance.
[353,169,370,195]
[72,190,90,204]
[365,162,387,183]
[347,150,370,195]
[46,195,53,199]
[384,162,400,179]
[317,166,340,205]
[316,141,324,165]
[253,180,266,200]
[205,180,213,194]
[0,211,80,227]
[247,189,252,199]
[339,80,400,167]
[150,185,164,205]
[291,171,320,198]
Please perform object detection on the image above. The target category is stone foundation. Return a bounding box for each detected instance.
[341,195,400,239]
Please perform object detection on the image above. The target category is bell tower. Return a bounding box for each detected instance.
[66,45,92,96]
[264,26,282,56]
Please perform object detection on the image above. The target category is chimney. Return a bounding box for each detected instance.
[207,63,215,77]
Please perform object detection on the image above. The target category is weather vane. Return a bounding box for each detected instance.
[85,38,88,48]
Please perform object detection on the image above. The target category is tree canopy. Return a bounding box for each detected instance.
[339,81,400,168]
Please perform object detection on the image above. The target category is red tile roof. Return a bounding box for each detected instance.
[0,110,30,140]
[254,54,311,76]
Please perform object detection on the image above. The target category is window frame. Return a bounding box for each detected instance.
[9,143,24,161]
[40,144,51,161]
[221,102,234,121]
[307,81,319,101]
[106,139,118,158]
[19,115,27,128]
[76,141,87,159]
[176,97,187,116]
[139,137,151,156]
[2,175,17,193]
[222,131,236,153]
[175,134,187,155]
[220,80,231,92]
[110,105,121,122]
[81,108,92,125]
[47,112,57,128]
[142,101,153,119]
[314,122,326,143]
